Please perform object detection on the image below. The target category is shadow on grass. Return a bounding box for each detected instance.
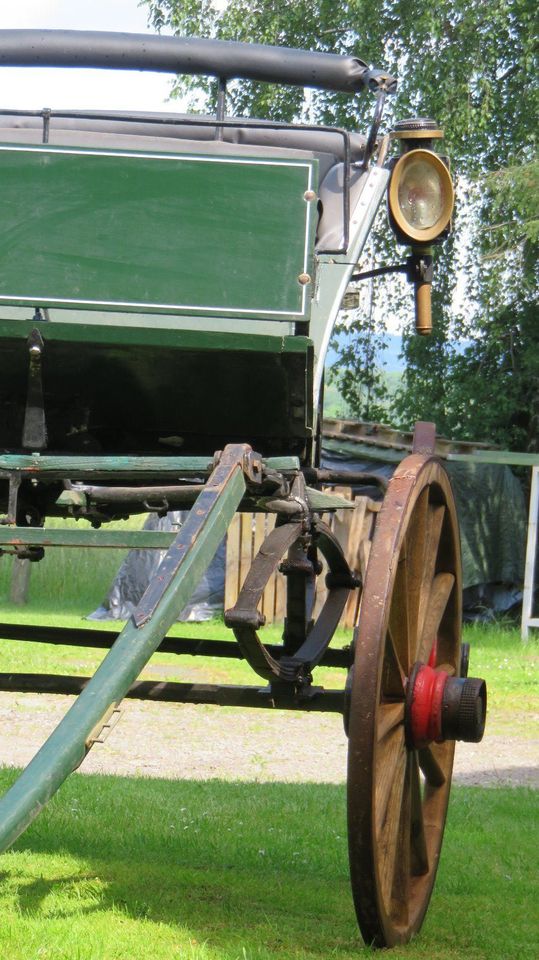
[0,771,362,957]
[454,764,539,788]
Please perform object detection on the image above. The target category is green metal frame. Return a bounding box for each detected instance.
[309,165,391,415]
[0,441,359,852]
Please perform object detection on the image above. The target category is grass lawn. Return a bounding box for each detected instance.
[0,773,537,960]
[0,541,538,959]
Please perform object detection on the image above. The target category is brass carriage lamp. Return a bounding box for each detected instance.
[388,118,454,335]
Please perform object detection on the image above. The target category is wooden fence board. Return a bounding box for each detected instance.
[224,513,241,612]
[262,514,277,621]
[239,513,253,591]
[273,557,287,624]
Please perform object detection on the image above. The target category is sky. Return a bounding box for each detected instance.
[0,1,178,111]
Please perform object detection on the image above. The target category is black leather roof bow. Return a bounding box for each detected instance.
[0,30,397,95]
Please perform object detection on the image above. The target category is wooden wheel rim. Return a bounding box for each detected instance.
[347,455,461,947]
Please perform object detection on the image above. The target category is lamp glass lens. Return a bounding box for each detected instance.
[397,158,445,229]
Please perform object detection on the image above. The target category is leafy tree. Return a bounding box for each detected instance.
[448,299,538,449]
[329,281,390,423]
[144,0,538,447]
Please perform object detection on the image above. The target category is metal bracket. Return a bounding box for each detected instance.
[0,474,21,526]
[213,447,264,489]
[0,472,45,560]
[85,703,122,749]
[242,450,264,486]
[22,328,47,451]
[351,262,408,283]
[225,516,352,685]
[362,90,387,169]
[268,673,319,701]
[254,470,309,517]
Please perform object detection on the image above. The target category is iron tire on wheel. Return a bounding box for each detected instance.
[347,455,461,947]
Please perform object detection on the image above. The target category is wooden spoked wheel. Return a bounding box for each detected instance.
[347,455,462,947]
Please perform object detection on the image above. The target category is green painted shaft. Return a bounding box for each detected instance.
[0,449,246,852]
[0,453,299,477]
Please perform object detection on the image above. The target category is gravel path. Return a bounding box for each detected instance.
[1,692,537,788]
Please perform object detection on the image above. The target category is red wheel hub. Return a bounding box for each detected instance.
[406,662,487,748]
[408,663,448,745]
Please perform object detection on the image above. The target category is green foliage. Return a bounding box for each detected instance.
[142,0,538,447]
[144,0,537,172]
[486,159,539,265]
[329,292,389,422]
[448,299,539,448]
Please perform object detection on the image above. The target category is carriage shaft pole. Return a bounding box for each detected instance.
[0,444,248,853]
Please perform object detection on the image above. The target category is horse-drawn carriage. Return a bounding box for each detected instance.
[0,30,486,947]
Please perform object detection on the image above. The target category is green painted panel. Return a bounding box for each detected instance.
[448,451,539,466]
[0,145,316,321]
[305,488,355,510]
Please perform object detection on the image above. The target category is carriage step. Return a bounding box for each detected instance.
[86,705,122,748]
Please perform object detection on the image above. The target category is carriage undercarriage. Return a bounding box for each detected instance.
[0,427,485,947]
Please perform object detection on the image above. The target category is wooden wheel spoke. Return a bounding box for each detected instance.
[388,556,410,672]
[410,753,429,876]
[415,504,445,653]
[389,754,412,919]
[418,745,446,787]
[377,702,405,741]
[375,727,406,835]
[417,572,455,664]
[383,628,406,697]
[377,735,408,903]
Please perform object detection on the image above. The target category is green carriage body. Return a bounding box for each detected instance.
[0,73,387,468]
[0,132,321,460]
